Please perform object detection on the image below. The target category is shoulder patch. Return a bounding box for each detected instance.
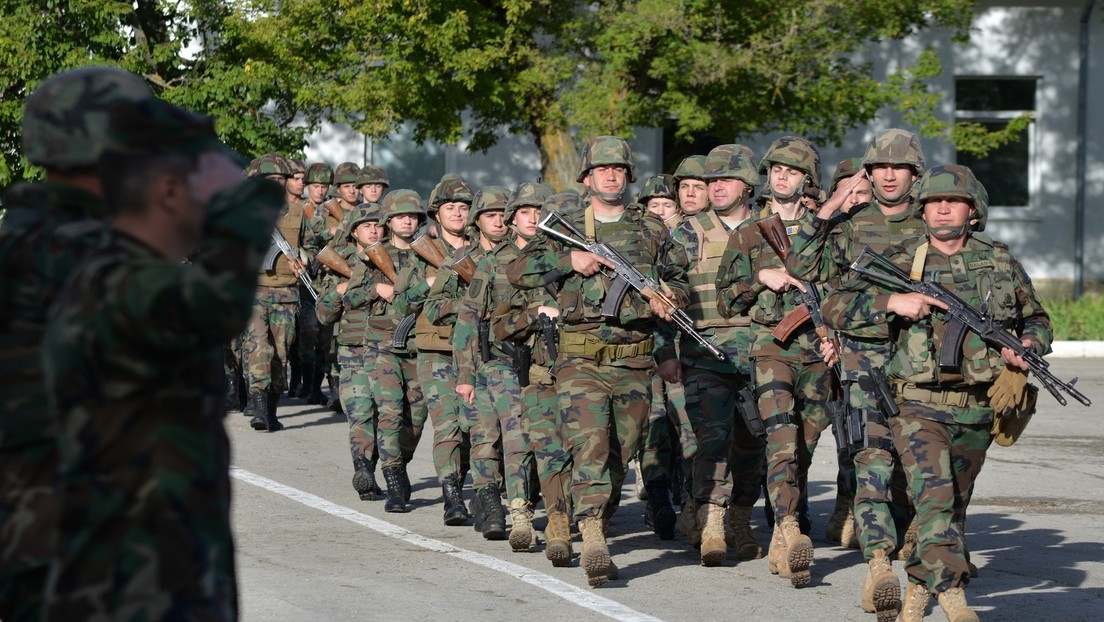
[467,278,485,299]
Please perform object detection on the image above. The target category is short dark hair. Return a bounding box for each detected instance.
[99,149,196,215]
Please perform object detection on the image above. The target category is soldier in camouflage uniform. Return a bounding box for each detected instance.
[358,164,389,204]
[507,136,690,587]
[0,66,152,622]
[343,190,431,512]
[670,144,765,566]
[824,164,1051,622]
[715,136,833,589]
[295,162,334,401]
[42,96,284,621]
[303,162,333,222]
[285,157,308,397]
[785,129,929,619]
[674,155,711,216]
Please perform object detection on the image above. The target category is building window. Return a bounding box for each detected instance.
[954,77,1037,207]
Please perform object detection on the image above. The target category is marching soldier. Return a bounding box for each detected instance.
[358,164,389,204]
[673,155,711,216]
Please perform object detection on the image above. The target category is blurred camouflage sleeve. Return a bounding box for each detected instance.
[422,267,462,326]
[786,217,841,283]
[392,258,430,316]
[715,224,764,319]
[315,273,343,326]
[454,258,495,386]
[506,233,571,290]
[342,259,378,309]
[655,226,691,362]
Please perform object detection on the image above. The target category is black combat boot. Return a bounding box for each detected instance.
[307,370,326,405]
[294,363,312,399]
[399,461,412,504]
[225,372,242,413]
[327,374,342,412]
[352,456,379,501]
[247,390,267,430]
[643,476,677,540]
[476,484,506,540]
[382,466,407,513]
[470,485,485,533]
[288,350,301,398]
[264,388,284,432]
[441,474,470,526]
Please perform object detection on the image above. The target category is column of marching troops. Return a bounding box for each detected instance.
[1,66,1053,622]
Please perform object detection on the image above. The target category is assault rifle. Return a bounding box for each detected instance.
[537,210,725,360]
[851,246,1091,407]
[264,229,318,301]
[538,312,558,361]
[409,227,475,283]
[316,244,352,279]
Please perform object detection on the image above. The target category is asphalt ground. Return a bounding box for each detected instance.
[229,358,1103,621]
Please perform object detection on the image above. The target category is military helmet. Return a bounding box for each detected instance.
[673,155,708,184]
[381,189,425,222]
[244,157,261,178]
[637,174,677,204]
[576,135,636,183]
[333,162,361,185]
[256,152,291,177]
[830,157,865,194]
[758,136,822,189]
[703,144,759,185]
[21,66,153,170]
[348,201,383,232]
[429,174,476,210]
[862,128,925,174]
[541,191,586,221]
[915,164,989,231]
[505,181,554,223]
[305,162,333,185]
[467,185,511,228]
[357,164,390,188]
[287,158,306,175]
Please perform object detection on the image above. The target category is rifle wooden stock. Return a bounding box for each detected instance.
[316,245,352,278]
[410,233,448,269]
[364,242,399,284]
[450,254,476,284]
[756,213,792,258]
[303,202,316,221]
[324,200,345,223]
[771,304,811,342]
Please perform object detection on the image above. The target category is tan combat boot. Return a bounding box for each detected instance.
[678,498,702,548]
[725,505,761,561]
[825,493,852,543]
[578,516,611,587]
[897,517,918,561]
[767,524,791,578]
[779,515,813,588]
[697,503,728,567]
[937,586,979,622]
[601,517,618,580]
[543,508,573,567]
[840,506,859,549]
[508,498,536,553]
[897,581,931,622]
[861,549,901,622]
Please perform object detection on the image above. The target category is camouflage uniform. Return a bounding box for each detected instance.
[825,165,1051,617]
[294,162,334,400]
[0,66,152,621]
[41,98,284,620]
[715,136,832,588]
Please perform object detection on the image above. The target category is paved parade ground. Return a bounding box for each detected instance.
[229,358,1103,621]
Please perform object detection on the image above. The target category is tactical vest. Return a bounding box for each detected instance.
[686,210,745,329]
[848,206,927,256]
[258,200,304,288]
[485,241,524,360]
[415,238,460,353]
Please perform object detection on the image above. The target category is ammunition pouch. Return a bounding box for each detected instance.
[735,385,765,440]
[557,332,654,364]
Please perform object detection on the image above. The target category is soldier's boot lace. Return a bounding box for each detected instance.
[897,517,919,561]
[698,502,728,567]
[476,485,506,540]
[898,581,931,622]
[780,515,813,588]
[678,498,702,548]
[643,476,677,540]
[441,474,469,526]
[578,516,611,588]
[937,586,979,622]
[352,456,379,501]
[768,524,792,578]
[726,505,761,561]
[544,508,573,567]
[508,498,536,552]
[246,390,267,430]
[861,549,900,622]
[382,466,407,513]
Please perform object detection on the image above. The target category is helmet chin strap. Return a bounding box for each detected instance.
[588,170,626,203]
[511,224,534,241]
[482,228,507,243]
[926,222,970,241]
[873,177,915,207]
[772,173,808,202]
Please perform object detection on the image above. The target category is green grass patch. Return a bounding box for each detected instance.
[1042,293,1104,340]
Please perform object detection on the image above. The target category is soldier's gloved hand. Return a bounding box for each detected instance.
[987,366,1029,415]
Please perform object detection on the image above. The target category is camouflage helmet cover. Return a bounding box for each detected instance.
[305,162,333,184]
[429,174,476,210]
[287,158,306,175]
[357,164,390,187]
[576,135,636,183]
[759,136,822,189]
[381,188,426,222]
[673,155,708,183]
[22,66,154,169]
[467,185,511,228]
[348,201,383,234]
[703,144,759,185]
[862,128,925,174]
[333,161,361,185]
[245,157,261,178]
[830,157,865,193]
[637,174,677,203]
[540,191,586,222]
[915,164,989,231]
[256,152,291,177]
[505,181,554,223]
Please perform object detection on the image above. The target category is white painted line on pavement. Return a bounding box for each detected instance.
[230,466,663,622]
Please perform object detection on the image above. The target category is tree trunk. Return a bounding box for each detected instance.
[533,125,583,194]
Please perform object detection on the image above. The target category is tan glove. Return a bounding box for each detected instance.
[992,384,1039,447]
[987,366,1029,415]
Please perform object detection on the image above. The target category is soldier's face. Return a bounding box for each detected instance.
[586,165,628,197]
[708,178,749,211]
[307,183,328,204]
[438,201,470,236]
[354,221,383,246]
[870,164,917,205]
[389,214,419,237]
[512,206,540,237]
[360,183,385,203]
[477,210,507,239]
[678,179,708,214]
[645,197,678,222]
[287,173,305,197]
[841,176,873,210]
[337,183,359,203]
[769,163,805,199]
[922,197,975,234]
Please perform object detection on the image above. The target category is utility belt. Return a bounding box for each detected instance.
[893,382,990,408]
[557,332,654,364]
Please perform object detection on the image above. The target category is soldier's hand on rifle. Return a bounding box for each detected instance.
[649,296,673,320]
[758,268,806,293]
[818,337,839,368]
[570,251,614,276]
[1000,339,1034,372]
[455,383,475,405]
[887,292,948,321]
[376,282,394,303]
[658,358,682,384]
[537,305,559,318]
[336,281,348,295]
[288,257,307,278]
[426,275,436,289]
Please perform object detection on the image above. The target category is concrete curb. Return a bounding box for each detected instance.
[1050,341,1104,358]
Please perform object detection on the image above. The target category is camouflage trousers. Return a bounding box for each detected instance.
[242,286,298,393]
[755,355,833,522]
[297,296,321,368]
[364,344,426,469]
[0,442,57,621]
[224,336,243,380]
[892,405,992,593]
[338,345,377,464]
[417,351,470,485]
[556,358,651,522]
[520,368,572,515]
[639,376,681,484]
[465,361,532,500]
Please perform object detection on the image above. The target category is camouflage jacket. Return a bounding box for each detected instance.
[491,278,558,372]
[0,181,108,448]
[343,241,429,351]
[454,238,525,384]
